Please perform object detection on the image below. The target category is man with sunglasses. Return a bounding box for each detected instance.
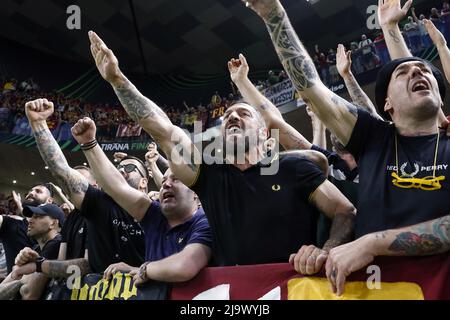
[24,98,146,277]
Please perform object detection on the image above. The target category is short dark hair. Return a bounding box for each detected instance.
[120,156,149,179]
[32,182,54,197]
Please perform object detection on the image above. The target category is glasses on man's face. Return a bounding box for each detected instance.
[117,163,146,178]
[391,172,445,191]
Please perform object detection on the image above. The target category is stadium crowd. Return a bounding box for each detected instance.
[0,0,450,300]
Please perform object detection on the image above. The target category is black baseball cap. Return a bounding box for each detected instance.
[23,203,65,227]
[375,57,446,120]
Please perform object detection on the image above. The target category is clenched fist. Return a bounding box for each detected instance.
[71,117,97,145]
[145,142,159,165]
[25,98,54,123]
[241,0,281,20]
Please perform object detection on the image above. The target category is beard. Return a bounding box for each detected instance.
[126,177,141,190]
[23,198,45,207]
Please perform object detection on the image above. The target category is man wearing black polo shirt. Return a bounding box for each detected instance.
[244,0,450,295]
[24,98,146,276]
[70,117,212,284]
[89,31,356,273]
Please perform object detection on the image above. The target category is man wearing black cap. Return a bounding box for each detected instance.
[0,184,53,275]
[244,0,450,295]
[0,203,64,299]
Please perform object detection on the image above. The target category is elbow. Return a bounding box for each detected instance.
[20,284,41,300]
[169,259,202,283]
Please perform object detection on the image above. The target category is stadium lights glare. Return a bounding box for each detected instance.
[45,166,49,170]
[31,172,35,176]
[306,0,320,4]
[83,162,88,166]
[12,180,17,184]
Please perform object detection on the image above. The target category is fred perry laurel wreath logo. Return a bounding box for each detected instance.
[272,184,281,191]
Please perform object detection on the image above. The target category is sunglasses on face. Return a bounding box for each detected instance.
[117,163,146,178]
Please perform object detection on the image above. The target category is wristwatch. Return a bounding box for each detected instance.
[35,256,46,273]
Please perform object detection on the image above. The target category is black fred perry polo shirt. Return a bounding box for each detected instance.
[191,153,326,266]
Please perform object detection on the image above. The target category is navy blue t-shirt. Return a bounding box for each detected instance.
[139,201,212,262]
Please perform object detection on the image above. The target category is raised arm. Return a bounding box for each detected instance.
[378,0,413,59]
[228,54,312,150]
[145,142,164,190]
[71,117,151,221]
[424,19,450,84]
[325,214,450,296]
[25,99,88,209]
[88,31,200,186]
[306,106,327,149]
[243,0,357,146]
[336,44,382,119]
[289,180,356,276]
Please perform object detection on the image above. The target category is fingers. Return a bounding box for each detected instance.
[402,0,413,13]
[103,265,114,280]
[314,252,328,273]
[335,269,347,296]
[239,53,248,68]
[288,253,296,264]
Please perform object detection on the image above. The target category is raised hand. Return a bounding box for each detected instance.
[336,44,352,77]
[113,152,128,162]
[71,117,97,145]
[12,191,21,207]
[241,0,281,20]
[378,0,413,27]
[228,54,249,84]
[25,98,54,123]
[424,19,447,48]
[145,142,159,165]
[88,31,123,86]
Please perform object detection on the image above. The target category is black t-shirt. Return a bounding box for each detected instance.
[80,185,145,273]
[33,234,62,260]
[311,145,359,182]
[191,153,326,266]
[61,209,87,260]
[346,109,450,237]
[0,215,35,273]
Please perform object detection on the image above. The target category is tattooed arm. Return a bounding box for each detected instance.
[289,180,356,275]
[41,258,91,278]
[88,31,200,186]
[25,99,88,210]
[228,53,312,150]
[378,0,413,59]
[0,280,23,300]
[336,44,382,119]
[244,0,357,146]
[325,215,450,296]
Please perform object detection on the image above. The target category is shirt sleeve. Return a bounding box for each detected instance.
[40,236,61,259]
[294,157,327,201]
[185,211,212,249]
[345,108,390,162]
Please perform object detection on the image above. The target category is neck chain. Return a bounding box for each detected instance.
[391,131,445,191]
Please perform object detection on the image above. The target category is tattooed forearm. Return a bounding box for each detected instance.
[42,259,91,279]
[265,7,318,91]
[388,215,450,255]
[323,212,356,252]
[114,79,169,123]
[0,280,22,300]
[388,29,401,43]
[342,75,377,114]
[331,95,358,117]
[281,129,311,150]
[33,128,88,197]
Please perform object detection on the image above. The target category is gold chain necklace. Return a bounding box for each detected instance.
[391,131,445,191]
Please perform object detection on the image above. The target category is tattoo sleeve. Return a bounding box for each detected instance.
[322,212,356,252]
[264,7,319,91]
[388,216,450,255]
[342,74,378,116]
[113,79,170,123]
[43,259,91,279]
[33,127,88,197]
[0,280,22,300]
